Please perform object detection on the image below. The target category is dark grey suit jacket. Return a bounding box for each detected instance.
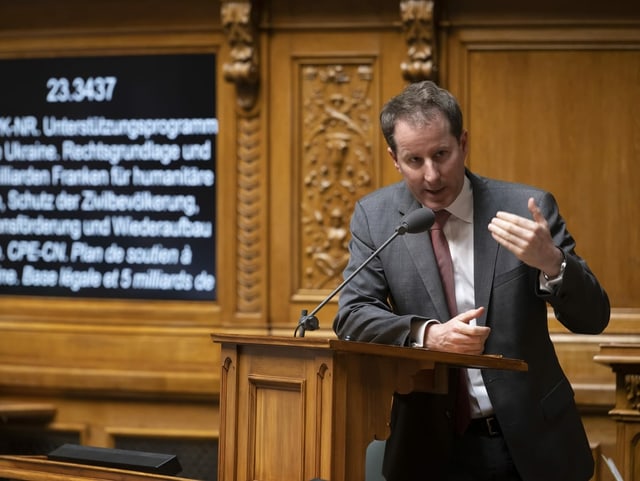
[333,171,610,481]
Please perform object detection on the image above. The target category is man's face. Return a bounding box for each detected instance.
[389,113,468,212]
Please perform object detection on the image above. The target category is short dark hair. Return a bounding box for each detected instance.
[380,80,464,154]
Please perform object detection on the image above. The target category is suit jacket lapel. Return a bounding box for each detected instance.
[469,172,499,327]
[395,184,452,321]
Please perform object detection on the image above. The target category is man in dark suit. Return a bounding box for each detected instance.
[333,81,610,481]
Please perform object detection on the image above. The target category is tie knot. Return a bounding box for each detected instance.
[432,210,451,230]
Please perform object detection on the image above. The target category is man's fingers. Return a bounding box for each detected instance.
[488,218,530,249]
[427,308,490,353]
[455,308,490,336]
[456,307,484,322]
[494,210,534,227]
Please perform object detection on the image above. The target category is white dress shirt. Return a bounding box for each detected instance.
[410,176,492,417]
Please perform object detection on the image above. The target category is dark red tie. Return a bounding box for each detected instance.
[430,210,471,434]
[430,211,457,318]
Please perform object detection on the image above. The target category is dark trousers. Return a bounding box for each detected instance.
[383,392,523,481]
[446,429,522,481]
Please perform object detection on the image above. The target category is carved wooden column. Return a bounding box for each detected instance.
[400,0,437,82]
[298,65,375,291]
[221,0,264,316]
[594,343,640,481]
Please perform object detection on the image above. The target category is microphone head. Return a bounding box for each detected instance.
[396,208,435,235]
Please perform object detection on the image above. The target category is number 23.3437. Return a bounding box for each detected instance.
[46,76,117,103]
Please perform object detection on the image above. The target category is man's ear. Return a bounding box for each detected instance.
[388,147,400,171]
[459,130,469,156]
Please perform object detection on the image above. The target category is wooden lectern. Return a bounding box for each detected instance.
[212,334,527,481]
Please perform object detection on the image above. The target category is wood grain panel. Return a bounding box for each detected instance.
[0,322,219,396]
[248,376,304,481]
[226,341,334,481]
[0,0,220,32]
[465,49,640,310]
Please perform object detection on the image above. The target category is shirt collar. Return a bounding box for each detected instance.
[443,174,473,223]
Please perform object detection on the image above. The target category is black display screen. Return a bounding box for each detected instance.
[0,53,217,301]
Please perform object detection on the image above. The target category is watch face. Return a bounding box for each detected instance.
[544,257,566,282]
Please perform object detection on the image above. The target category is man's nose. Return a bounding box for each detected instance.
[423,160,440,182]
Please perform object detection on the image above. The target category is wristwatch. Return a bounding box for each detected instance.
[543,249,567,285]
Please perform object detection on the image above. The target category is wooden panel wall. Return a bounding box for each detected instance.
[0,1,639,480]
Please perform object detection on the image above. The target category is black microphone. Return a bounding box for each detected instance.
[294,208,435,337]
